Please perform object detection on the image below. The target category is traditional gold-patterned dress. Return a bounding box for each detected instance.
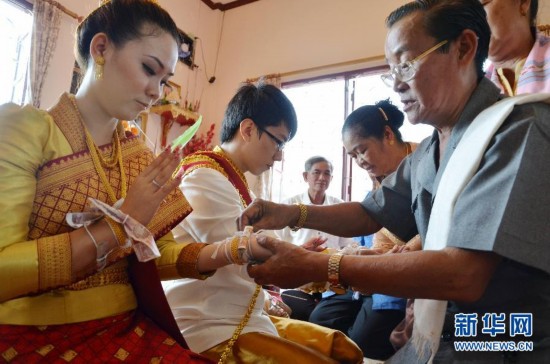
[0,94,212,363]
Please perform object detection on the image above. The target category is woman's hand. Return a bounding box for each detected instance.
[120,147,183,226]
[388,244,410,254]
[301,236,327,252]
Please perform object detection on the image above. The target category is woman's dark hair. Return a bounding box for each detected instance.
[530,0,539,39]
[76,0,181,70]
[342,99,405,143]
[386,0,490,81]
[220,82,298,143]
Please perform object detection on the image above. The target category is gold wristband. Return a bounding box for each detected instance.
[327,253,347,294]
[290,203,307,232]
[105,217,128,247]
[230,236,244,265]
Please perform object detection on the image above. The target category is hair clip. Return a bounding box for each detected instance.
[378,107,389,121]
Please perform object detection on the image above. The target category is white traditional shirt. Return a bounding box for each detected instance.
[164,168,277,353]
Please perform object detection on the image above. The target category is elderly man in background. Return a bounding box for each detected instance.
[239,0,550,362]
[278,156,355,321]
[278,155,355,250]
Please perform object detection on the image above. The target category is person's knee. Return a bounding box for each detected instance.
[281,290,317,321]
[309,296,363,332]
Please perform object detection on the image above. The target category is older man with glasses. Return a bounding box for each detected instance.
[278,155,354,251]
[239,0,550,362]
[380,40,448,87]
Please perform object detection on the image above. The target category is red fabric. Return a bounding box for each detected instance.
[182,150,253,206]
[0,311,213,363]
[128,256,189,350]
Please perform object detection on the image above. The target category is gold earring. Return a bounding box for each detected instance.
[94,56,105,80]
[389,140,394,145]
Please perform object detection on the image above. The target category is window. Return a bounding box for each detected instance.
[0,0,32,105]
[272,78,346,203]
[275,69,433,203]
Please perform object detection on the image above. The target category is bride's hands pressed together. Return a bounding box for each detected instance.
[120,147,183,226]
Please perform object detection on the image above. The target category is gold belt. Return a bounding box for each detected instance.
[67,261,129,290]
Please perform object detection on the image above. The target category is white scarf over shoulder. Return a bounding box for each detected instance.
[388,93,550,363]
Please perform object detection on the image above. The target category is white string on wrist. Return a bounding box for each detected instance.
[88,198,159,262]
[223,239,232,264]
[83,223,109,271]
[83,223,99,251]
[210,241,222,259]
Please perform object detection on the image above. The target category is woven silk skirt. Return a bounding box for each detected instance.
[0,310,212,363]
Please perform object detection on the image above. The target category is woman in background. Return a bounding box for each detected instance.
[309,99,421,360]
[483,0,550,94]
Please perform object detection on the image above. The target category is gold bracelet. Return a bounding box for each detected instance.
[105,217,128,247]
[327,253,347,294]
[230,236,244,265]
[290,203,307,232]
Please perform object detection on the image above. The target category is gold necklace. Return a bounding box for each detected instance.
[85,126,120,168]
[210,147,260,363]
[69,95,127,203]
[218,284,261,364]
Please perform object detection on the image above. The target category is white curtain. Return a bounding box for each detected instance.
[30,0,61,108]
[247,74,282,201]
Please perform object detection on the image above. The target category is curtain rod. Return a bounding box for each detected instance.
[247,54,386,83]
[41,0,82,21]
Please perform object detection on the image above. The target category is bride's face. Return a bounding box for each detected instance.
[96,26,178,121]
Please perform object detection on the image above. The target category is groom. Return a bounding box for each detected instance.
[165,82,362,363]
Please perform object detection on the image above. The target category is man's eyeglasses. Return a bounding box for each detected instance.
[257,126,287,151]
[381,40,448,87]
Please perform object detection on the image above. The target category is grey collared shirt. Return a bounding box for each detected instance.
[361,78,550,348]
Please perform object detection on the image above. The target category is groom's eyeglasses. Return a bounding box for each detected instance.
[256,125,287,151]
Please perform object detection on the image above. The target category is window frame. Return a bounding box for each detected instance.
[280,65,390,202]
[1,0,33,105]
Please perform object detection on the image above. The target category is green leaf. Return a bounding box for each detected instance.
[171,115,203,148]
